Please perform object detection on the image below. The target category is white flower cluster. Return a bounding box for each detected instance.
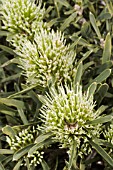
[0,0,76,87]
[6,126,44,167]
[10,29,76,86]
[0,0,45,36]
[7,126,38,151]
[104,124,113,144]
[40,84,101,158]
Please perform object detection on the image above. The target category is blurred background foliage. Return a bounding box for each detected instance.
[0,0,113,169]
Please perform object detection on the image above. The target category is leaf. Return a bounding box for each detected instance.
[95,83,109,106]
[0,149,14,154]
[98,12,111,20]
[87,82,97,99]
[60,12,77,31]
[1,58,19,67]
[2,125,16,138]
[47,18,59,28]
[90,140,113,167]
[69,36,81,50]
[93,138,113,149]
[68,141,77,170]
[56,0,71,8]
[96,61,112,74]
[83,61,94,73]
[41,160,50,170]
[78,50,93,64]
[1,73,20,83]
[86,113,113,125]
[0,98,25,109]
[28,138,54,156]
[54,157,58,170]
[35,132,53,144]
[96,105,108,117]
[13,159,23,170]
[0,45,16,55]
[0,162,5,170]
[17,108,28,125]
[88,69,111,87]
[8,83,41,98]
[81,22,92,38]
[102,32,111,64]
[13,144,34,161]
[89,12,101,38]
[74,62,83,85]
[0,103,17,116]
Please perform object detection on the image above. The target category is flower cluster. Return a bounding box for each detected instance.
[0,0,45,37]
[11,29,76,86]
[104,124,113,145]
[6,126,44,167]
[0,0,76,87]
[40,84,101,158]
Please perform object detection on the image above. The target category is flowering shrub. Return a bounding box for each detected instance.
[0,0,113,170]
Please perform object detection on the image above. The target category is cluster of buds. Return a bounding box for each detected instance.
[11,29,76,86]
[6,126,44,167]
[0,0,45,37]
[104,124,113,151]
[28,150,44,167]
[103,124,113,169]
[0,0,76,87]
[40,84,101,158]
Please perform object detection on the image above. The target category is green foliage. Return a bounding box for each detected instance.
[0,0,113,170]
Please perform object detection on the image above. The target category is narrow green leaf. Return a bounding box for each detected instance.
[69,36,81,50]
[96,61,112,74]
[54,157,58,170]
[0,103,17,116]
[95,83,109,106]
[86,113,113,125]
[47,18,59,28]
[0,162,5,170]
[1,58,19,67]
[35,133,53,144]
[83,61,94,73]
[98,12,111,20]
[89,69,111,86]
[102,33,111,64]
[0,149,14,154]
[13,159,23,170]
[8,84,41,98]
[93,138,113,148]
[75,62,83,85]
[0,98,25,109]
[56,0,71,8]
[17,108,28,125]
[0,45,16,55]
[2,125,16,138]
[13,144,34,161]
[1,73,20,83]
[96,105,108,117]
[41,160,50,170]
[68,141,77,170]
[28,138,54,156]
[87,82,97,99]
[43,6,53,18]
[78,50,93,64]
[60,12,77,31]
[89,12,101,38]
[90,140,113,167]
[2,155,13,166]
